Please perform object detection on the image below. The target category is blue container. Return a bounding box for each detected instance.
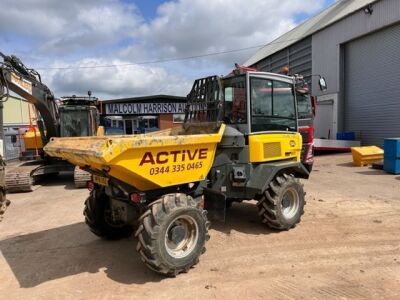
[384,157,400,174]
[336,132,356,141]
[384,138,400,174]
[344,132,356,141]
[384,138,400,159]
[336,132,344,140]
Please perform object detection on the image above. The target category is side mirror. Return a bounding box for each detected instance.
[319,77,327,91]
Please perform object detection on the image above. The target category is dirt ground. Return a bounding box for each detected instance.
[0,153,399,299]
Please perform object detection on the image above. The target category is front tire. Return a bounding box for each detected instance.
[84,188,133,239]
[257,173,305,230]
[135,193,209,276]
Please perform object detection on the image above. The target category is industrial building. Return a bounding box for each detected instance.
[1,96,36,160]
[245,0,400,146]
[99,95,187,134]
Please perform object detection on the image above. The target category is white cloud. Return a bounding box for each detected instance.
[138,0,325,65]
[42,59,192,99]
[0,0,67,38]
[1,0,328,99]
[0,0,142,54]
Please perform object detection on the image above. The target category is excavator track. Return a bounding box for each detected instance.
[74,166,91,188]
[0,191,10,221]
[5,164,39,193]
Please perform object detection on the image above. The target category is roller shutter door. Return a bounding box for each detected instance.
[344,24,400,146]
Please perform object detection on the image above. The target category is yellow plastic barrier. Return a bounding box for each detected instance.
[44,124,225,191]
[351,146,384,167]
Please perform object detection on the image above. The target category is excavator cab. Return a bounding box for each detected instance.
[58,95,99,138]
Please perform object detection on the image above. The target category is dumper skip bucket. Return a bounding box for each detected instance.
[44,124,225,191]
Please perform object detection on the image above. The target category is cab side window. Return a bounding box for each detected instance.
[250,77,296,132]
[251,78,272,116]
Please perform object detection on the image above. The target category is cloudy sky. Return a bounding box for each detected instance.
[0,0,336,99]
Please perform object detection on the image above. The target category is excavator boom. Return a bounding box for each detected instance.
[0,53,59,143]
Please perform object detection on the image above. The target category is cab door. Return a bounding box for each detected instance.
[248,75,301,163]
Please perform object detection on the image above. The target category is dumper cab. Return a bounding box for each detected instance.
[227,65,316,172]
[184,72,309,219]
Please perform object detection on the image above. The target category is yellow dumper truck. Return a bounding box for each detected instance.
[45,71,310,276]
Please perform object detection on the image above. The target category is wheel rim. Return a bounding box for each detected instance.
[281,187,300,219]
[165,215,199,259]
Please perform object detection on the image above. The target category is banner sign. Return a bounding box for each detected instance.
[105,102,207,115]
[106,102,186,115]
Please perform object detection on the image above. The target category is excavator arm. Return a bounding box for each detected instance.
[0,52,59,144]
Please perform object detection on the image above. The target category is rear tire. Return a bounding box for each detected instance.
[257,173,305,230]
[84,189,133,239]
[135,193,209,276]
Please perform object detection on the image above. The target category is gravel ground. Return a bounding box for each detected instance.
[0,153,399,299]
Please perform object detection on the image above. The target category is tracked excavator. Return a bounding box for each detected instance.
[0,52,99,192]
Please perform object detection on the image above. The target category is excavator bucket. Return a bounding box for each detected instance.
[44,124,225,191]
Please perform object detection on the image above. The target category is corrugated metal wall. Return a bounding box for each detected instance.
[312,0,400,97]
[254,37,312,84]
[344,23,400,146]
[248,0,400,142]
[311,0,400,133]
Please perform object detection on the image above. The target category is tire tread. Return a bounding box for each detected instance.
[257,174,305,230]
[135,193,208,276]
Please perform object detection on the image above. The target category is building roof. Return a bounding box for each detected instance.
[100,94,186,104]
[245,0,377,66]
